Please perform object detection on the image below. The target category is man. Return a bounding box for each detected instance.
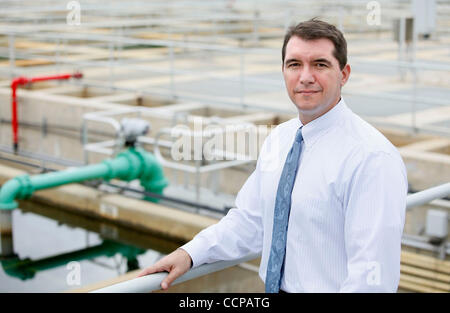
[138,19,407,292]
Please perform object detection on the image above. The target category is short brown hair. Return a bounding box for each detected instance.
[282,18,347,70]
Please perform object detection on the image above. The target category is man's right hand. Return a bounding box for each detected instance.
[137,248,192,290]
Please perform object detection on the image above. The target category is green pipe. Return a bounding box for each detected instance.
[1,240,145,280]
[0,147,168,210]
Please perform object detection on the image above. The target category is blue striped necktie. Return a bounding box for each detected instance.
[265,126,303,293]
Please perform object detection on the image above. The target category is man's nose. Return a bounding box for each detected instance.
[299,66,315,85]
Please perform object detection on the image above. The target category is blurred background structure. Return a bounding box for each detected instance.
[0,0,448,293]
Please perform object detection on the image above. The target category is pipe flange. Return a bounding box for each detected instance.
[14,175,34,199]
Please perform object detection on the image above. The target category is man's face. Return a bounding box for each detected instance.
[282,36,350,124]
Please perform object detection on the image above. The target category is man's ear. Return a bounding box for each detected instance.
[340,64,351,87]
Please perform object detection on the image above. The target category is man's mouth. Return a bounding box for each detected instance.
[297,90,320,95]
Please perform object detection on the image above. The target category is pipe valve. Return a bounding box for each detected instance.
[120,118,150,147]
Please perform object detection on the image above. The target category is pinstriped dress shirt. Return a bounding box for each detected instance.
[181,98,408,292]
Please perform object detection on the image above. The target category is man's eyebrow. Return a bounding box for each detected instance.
[284,58,299,65]
[284,57,333,65]
[313,58,332,65]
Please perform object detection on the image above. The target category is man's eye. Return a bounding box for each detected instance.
[288,63,299,67]
[316,63,327,68]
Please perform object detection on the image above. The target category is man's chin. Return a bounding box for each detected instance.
[295,100,339,124]
[295,103,323,115]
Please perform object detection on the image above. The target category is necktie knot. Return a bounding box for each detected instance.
[295,127,303,143]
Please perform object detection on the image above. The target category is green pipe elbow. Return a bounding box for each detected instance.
[135,147,168,194]
[109,147,168,194]
[0,175,33,210]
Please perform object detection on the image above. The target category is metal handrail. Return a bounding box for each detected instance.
[406,182,450,210]
[91,182,450,293]
[92,252,260,293]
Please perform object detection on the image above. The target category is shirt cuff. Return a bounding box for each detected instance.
[179,238,208,269]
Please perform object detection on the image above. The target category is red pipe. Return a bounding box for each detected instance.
[10,72,83,153]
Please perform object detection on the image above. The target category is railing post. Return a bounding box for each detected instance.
[240,50,245,108]
[109,40,115,89]
[8,34,15,79]
[169,43,175,100]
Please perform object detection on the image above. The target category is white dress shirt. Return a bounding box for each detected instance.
[181,98,408,292]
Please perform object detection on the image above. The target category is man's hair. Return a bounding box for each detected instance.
[281,18,347,70]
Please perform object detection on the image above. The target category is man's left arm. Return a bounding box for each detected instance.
[339,151,408,292]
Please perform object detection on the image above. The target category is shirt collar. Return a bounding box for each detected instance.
[294,97,348,148]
